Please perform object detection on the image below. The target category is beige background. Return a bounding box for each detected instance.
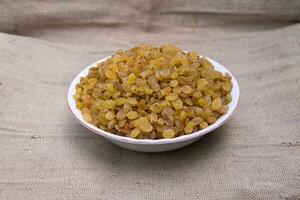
[0,0,299,199]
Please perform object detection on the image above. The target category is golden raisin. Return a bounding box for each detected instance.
[131,128,141,138]
[75,44,233,139]
[212,97,222,111]
[127,111,138,119]
[181,85,192,94]
[170,80,178,87]
[162,129,176,138]
[105,111,115,120]
[165,93,178,101]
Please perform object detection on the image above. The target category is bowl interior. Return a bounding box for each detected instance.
[67,56,240,145]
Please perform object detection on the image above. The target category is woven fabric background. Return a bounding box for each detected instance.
[0,0,299,199]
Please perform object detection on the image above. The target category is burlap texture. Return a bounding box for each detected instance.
[0,0,299,199]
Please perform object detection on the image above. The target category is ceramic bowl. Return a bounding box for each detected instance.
[68,56,240,152]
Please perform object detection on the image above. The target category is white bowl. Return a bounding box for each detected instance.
[68,56,240,152]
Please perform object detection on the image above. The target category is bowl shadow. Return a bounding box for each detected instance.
[70,122,229,179]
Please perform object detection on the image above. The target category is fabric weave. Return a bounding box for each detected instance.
[0,1,299,199]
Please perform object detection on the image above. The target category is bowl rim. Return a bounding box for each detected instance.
[67,55,240,145]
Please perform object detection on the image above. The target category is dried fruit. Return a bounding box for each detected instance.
[149,113,158,123]
[105,111,115,120]
[104,69,117,79]
[162,129,176,138]
[140,122,153,132]
[74,44,232,139]
[157,118,165,126]
[172,98,183,110]
[197,79,208,90]
[191,117,203,126]
[184,122,194,134]
[212,97,222,111]
[127,73,136,85]
[131,128,141,138]
[170,80,178,87]
[161,87,172,96]
[103,100,115,110]
[218,105,228,114]
[182,85,192,94]
[207,116,217,124]
[126,111,138,119]
[115,98,127,106]
[127,97,138,105]
[199,121,208,129]
[165,93,178,101]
